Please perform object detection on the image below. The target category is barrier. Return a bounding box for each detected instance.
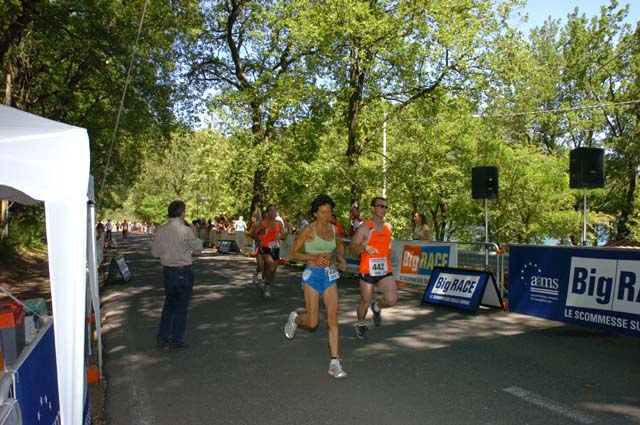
[508,245,640,337]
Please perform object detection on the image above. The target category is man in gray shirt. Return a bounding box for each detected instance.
[152,200,203,349]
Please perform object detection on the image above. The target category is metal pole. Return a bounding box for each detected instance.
[582,188,587,246]
[484,197,489,271]
[382,113,387,198]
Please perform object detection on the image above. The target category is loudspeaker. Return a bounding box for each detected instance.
[569,147,604,188]
[472,166,499,199]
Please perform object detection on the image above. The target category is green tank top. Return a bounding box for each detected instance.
[304,224,336,253]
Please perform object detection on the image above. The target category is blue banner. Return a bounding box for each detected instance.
[14,323,61,425]
[11,323,94,425]
[508,245,640,337]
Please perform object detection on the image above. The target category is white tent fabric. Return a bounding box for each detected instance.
[0,105,90,425]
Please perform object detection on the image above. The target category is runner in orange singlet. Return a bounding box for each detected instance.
[252,205,284,298]
[349,197,397,339]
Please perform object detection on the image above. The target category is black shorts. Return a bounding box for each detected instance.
[261,247,280,260]
[359,273,393,284]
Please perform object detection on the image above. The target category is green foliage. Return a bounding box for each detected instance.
[3,204,46,253]
[4,0,638,247]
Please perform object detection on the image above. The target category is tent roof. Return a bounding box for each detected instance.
[0,105,90,203]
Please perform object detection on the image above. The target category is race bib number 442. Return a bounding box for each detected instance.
[369,257,388,276]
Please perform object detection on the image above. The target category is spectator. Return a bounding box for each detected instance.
[348,204,363,237]
[296,213,309,233]
[330,213,345,238]
[412,212,431,240]
[151,200,203,350]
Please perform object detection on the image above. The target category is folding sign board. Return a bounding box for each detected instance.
[422,267,503,313]
[107,256,132,283]
[217,240,239,254]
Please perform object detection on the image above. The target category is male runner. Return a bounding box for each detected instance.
[252,205,284,298]
[349,197,398,339]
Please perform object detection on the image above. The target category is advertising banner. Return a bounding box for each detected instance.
[422,267,502,312]
[341,239,457,285]
[394,241,457,286]
[11,323,94,425]
[12,323,60,425]
[508,245,640,337]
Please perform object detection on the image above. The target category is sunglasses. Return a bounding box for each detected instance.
[374,205,388,209]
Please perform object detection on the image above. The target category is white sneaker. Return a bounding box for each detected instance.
[328,359,347,379]
[284,311,298,339]
[264,285,272,298]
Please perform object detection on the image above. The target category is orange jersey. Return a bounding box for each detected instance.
[260,219,282,249]
[359,220,392,275]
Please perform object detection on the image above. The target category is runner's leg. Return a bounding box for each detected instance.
[296,284,320,329]
[375,275,398,308]
[357,280,374,321]
[322,284,339,358]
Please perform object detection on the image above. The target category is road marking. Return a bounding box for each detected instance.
[503,386,598,424]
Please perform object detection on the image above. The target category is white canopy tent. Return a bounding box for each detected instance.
[0,105,90,425]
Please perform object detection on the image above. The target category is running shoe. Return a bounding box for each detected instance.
[355,322,368,339]
[264,284,272,298]
[284,311,298,339]
[328,359,347,379]
[252,271,258,285]
[370,301,382,327]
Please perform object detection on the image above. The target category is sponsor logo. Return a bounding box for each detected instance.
[430,272,480,299]
[519,261,559,302]
[400,245,449,274]
[567,258,640,314]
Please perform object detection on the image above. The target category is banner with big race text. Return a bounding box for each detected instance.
[342,239,457,286]
[508,245,640,337]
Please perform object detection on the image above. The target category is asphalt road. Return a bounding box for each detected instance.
[101,234,640,425]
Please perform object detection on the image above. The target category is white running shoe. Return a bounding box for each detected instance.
[328,359,347,379]
[284,311,298,339]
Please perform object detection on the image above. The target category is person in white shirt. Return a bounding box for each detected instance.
[151,200,203,349]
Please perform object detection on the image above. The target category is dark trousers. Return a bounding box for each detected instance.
[157,266,194,346]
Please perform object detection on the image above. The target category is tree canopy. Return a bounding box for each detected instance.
[2,0,638,248]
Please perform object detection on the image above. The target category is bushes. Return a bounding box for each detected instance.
[0,204,47,258]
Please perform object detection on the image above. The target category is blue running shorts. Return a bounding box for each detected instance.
[301,266,337,295]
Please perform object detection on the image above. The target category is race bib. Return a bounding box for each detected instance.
[326,264,340,281]
[369,257,388,276]
[268,240,281,250]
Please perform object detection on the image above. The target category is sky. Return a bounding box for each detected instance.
[510,0,640,33]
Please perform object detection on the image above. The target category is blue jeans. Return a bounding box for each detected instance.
[157,266,194,346]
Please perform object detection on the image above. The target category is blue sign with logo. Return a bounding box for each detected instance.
[11,322,94,425]
[422,267,502,312]
[509,245,640,337]
[13,323,61,424]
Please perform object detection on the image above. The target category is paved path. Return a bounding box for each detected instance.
[102,234,640,425]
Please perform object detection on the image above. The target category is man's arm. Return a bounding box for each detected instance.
[349,223,371,255]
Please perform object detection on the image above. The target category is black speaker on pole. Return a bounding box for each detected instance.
[569,147,605,188]
[472,166,499,199]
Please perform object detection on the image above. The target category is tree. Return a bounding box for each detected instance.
[181,0,325,216]
[306,0,520,204]
[1,0,201,210]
